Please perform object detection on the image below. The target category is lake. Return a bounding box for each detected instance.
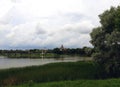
[0,56,90,69]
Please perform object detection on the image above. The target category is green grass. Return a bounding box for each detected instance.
[9,79,120,87]
[0,61,104,86]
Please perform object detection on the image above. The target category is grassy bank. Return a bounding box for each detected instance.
[9,78,120,87]
[0,61,104,86]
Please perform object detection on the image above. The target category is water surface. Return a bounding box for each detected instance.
[0,56,86,69]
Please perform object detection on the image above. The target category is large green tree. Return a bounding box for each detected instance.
[90,6,120,77]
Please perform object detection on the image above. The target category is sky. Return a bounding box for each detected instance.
[0,0,119,49]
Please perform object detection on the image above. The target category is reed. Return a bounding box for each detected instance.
[0,61,104,86]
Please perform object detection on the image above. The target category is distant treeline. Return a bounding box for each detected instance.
[0,47,94,58]
[53,47,94,56]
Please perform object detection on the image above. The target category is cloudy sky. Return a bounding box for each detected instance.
[0,0,119,49]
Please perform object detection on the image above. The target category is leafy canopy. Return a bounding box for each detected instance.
[90,6,120,77]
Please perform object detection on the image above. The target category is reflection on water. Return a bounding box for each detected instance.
[0,56,87,69]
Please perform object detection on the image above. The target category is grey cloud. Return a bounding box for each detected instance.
[0,17,94,49]
[35,23,47,35]
[0,23,93,49]
[63,21,94,34]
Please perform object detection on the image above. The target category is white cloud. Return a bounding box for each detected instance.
[0,0,13,18]
[0,0,119,49]
[11,0,22,3]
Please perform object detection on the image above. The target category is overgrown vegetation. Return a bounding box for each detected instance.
[0,61,104,86]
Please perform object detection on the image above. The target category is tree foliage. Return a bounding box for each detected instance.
[90,6,120,77]
[53,47,93,56]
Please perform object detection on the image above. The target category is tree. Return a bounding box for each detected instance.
[90,6,120,77]
[83,47,94,56]
[53,48,62,54]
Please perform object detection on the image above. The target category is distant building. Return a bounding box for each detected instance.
[60,45,65,51]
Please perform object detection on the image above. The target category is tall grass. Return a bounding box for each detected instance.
[10,78,120,87]
[0,61,105,86]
